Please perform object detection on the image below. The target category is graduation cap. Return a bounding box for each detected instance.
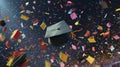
[45,20,72,46]
[0,20,6,27]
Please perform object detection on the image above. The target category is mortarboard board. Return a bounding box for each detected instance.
[0,20,6,27]
[45,20,72,46]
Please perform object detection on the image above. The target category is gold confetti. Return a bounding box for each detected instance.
[45,61,51,67]
[88,36,96,43]
[40,22,47,30]
[115,8,120,11]
[0,33,5,41]
[18,39,22,43]
[59,52,68,62]
[20,14,29,21]
[29,25,34,30]
[86,55,95,64]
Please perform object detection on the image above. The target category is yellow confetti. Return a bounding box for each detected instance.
[75,21,79,25]
[0,33,5,41]
[6,57,14,67]
[5,16,9,20]
[40,22,47,30]
[86,55,95,64]
[97,25,103,30]
[115,8,120,11]
[18,39,22,43]
[94,65,100,67]
[88,36,96,43]
[44,12,50,15]
[59,52,68,62]
[20,14,29,21]
[29,25,33,30]
[45,61,51,67]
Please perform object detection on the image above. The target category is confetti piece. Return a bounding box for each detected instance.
[41,45,46,50]
[86,56,95,64]
[60,62,65,67]
[0,33,5,41]
[19,48,24,51]
[84,30,90,37]
[47,0,51,4]
[68,9,72,14]
[20,23,24,28]
[5,41,10,48]
[29,25,34,30]
[18,39,22,43]
[94,65,100,67]
[13,50,20,56]
[50,56,55,63]
[6,57,14,67]
[92,47,95,52]
[74,64,78,67]
[59,52,68,62]
[88,36,96,43]
[106,22,111,28]
[104,13,108,18]
[72,44,77,50]
[45,61,51,67]
[33,1,36,4]
[40,22,47,30]
[25,2,29,6]
[39,38,45,45]
[82,46,85,51]
[2,26,7,32]
[97,25,103,31]
[70,12,78,20]
[102,31,110,37]
[115,8,120,11]
[21,33,26,39]
[113,35,120,40]
[99,0,108,9]
[32,19,39,26]
[110,45,115,51]
[10,30,21,40]
[20,14,29,21]
[74,21,79,25]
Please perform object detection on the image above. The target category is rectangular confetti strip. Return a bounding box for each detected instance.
[20,14,29,21]
[10,30,21,40]
[45,61,51,67]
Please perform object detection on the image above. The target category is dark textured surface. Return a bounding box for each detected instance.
[0,0,120,67]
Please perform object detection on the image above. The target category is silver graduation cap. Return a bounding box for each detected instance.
[45,20,72,46]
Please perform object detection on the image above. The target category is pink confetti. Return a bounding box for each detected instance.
[70,12,78,20]
[50,59,54,63]
[72,44,77,50]
[113,35,120,40]
[60,62,65,67]
[74,64,78,67]
[47,0,51,4]
[106,22,111,27]
[69,25,73,29]
[67,1,72,6]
